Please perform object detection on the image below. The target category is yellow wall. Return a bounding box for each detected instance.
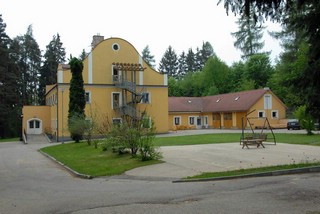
[248,91,287,128]
[22,106,51,134]
[53,37,168,140]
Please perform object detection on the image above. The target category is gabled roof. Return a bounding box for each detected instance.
[169,88,286,113]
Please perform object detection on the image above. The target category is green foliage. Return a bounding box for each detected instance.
[244,53,273,89]
[39,33,66,105]
[68,57,86,142]
[68,113,86,142]
[100,116,161,161]
[142,45,156,68]
[40,142,161,177]
[231,8,266,59]
[294,105,315,135]
[159,46,178,77]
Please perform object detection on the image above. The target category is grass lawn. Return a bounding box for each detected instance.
[155,133,320,147]
[40,132,320,178]
[0,138,20,143]
[40,142,162,177]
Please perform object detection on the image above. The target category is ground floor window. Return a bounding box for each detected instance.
[174,116,181,126]
[112,118,122,125]
[189,116,195,125]
[258,111,265,118]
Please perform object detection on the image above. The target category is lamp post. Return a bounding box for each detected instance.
[61,89,64,144]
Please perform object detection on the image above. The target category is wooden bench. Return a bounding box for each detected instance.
[240,133,267,149]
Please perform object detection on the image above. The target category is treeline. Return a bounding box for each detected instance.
[0,15,66,138]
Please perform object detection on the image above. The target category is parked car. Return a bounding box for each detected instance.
[287,119,301,130]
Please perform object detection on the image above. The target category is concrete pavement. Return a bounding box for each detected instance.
[125,129,320,179]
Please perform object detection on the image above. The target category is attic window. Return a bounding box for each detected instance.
[112,43,120,51]
[235,96,240,101]
[188,100,192,103]
[216,99,221,103]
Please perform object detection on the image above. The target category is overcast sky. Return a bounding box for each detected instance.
[1,0,282,66]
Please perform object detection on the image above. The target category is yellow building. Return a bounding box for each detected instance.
[168,88,288,131]
[22,36,169,141]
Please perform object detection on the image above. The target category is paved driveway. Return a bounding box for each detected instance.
[1,131,320,214]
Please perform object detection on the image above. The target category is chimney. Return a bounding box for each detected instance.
[91,34,104,49]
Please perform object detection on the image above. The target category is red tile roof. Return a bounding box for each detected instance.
[169,88,284,113]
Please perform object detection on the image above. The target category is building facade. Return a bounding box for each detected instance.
[22,37,168,141]
[168,88,287,130]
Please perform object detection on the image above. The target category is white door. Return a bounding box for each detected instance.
[27,119,42,134]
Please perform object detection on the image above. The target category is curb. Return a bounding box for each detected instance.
[172,166,320,183]
[39,150,93,179]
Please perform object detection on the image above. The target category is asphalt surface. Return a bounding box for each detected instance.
[1,130,320,214]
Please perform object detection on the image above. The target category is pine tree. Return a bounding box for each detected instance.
[14,25,42,105]
[79,49,87,61]
[142,45,155,68]
[0,15,22,138]
[231,10,266,60]
[200,41,215,68]
[177,51,187,79]
[186,48,196,72]
[68,57,86,142]
[39,34,66,104]
[158,46,178,77]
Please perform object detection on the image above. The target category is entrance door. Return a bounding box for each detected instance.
[196,117,202,129]
[27,119,42,134]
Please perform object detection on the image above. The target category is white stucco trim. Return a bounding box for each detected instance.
[139,56,143,85]
[164,74,168,86]
[58,69,63,83]
[88,52,93,84]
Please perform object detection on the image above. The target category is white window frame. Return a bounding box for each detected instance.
[85,91,91,104]
[264,94,272,110]
[271,110,279,119]
[141,92,151,104]
[173,116,181,126]
[188,116,195,125]
[258,110,266,118]
[112,92,121,109]
[112,118,122,124]
[112,65,121,83]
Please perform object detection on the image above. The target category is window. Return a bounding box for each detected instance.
[189,116,195,125]
[112,118,122,125]
[264,94,272,109]
[174,116,181,126]
[112,92,121,109]
[112,65,120,83]
[85,92,91,103]
[29,121,34,128]
[272,110,278,118]
[258,111,265,118]
[141,92,150,103]
[112,43,120,51]
[35,120,40,128]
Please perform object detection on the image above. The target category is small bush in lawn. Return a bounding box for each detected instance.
[139,132,162,161]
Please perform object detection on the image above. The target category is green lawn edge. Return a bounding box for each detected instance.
[184,162,320,180]
[40,133,319,178]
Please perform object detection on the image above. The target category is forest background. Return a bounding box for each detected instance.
[0,0,319,138]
